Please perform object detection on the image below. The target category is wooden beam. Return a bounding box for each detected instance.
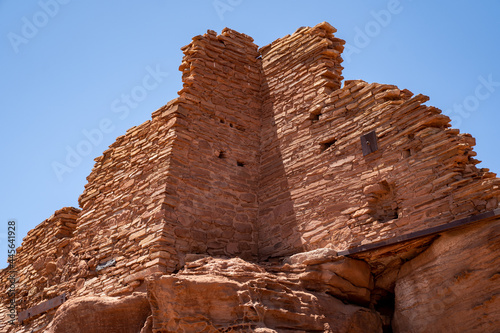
[338,208,500,256]
[18,293,66,323]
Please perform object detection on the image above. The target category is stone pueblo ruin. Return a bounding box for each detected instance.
[2,22,499,333]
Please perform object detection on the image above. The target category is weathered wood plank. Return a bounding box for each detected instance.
[18,293,66,323]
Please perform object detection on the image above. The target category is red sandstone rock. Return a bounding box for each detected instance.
[45,293,151,333]
[285,247,338,265]
[393,220,500,332]
[297,258,373,305]
[146,257,382,333]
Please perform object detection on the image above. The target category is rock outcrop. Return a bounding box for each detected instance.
[19,256,383,333]
[147,257,382,333]
[45,293,151,333]
[393,220,500,332]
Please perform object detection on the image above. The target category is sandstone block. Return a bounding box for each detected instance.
[45,293,151,333]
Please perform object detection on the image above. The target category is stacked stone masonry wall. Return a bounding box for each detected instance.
[170,27,262,261]
[70,103,181,296]
[256,22,499,259]
[258,23,345,257]
[258,74,500,258]
[0,207,79,329]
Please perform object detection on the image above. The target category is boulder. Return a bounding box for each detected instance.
[298,256,373,305]
[45,292,151,333]
[393,220,500,332]
[284,247,338,265]
[285,249,374,305]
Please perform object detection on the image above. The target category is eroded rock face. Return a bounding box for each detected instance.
[393,220,500,332]
[45,292,151,333]
[283,248,374,305]
[146,257,382,333]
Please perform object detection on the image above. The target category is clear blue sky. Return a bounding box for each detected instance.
[1,1,499,268]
